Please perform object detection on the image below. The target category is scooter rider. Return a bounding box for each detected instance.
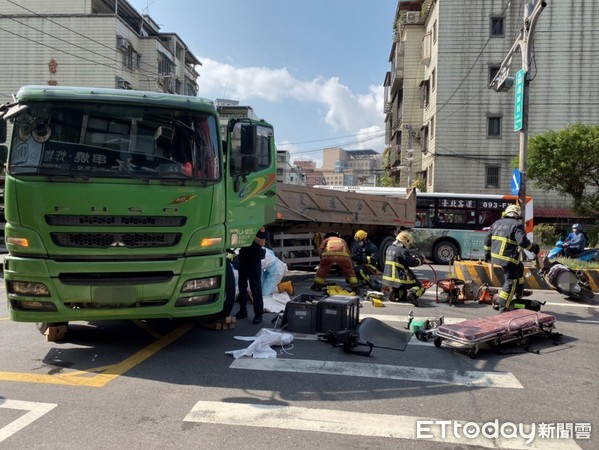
[484,205,540,312]
[382,231,425,307]
[563,224,587,258]
[352,230,382,291]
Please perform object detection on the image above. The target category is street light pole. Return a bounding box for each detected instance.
[490,1,547,218]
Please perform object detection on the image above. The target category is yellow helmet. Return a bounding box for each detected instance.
[396,230,414,246]
[354,230,368,241]
[504,204,521,218]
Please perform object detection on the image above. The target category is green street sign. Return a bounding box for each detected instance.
[514,69,525,131]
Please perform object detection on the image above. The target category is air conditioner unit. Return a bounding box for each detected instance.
[116,36,129,50]
[116,79,132,90]
[406,11,420,24]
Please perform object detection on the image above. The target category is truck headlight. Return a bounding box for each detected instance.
[8,281,51,296]
[181,276,220,293]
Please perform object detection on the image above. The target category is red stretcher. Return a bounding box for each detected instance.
[433,309,558,358]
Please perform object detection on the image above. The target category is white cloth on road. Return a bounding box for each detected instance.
[225,328,294,359]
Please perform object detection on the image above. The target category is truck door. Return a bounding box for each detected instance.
[225,120,277,247]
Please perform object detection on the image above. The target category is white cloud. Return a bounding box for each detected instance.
[197,58,385,149]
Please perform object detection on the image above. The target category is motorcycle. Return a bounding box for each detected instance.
[540,255,595,301]
[547,240,599,262]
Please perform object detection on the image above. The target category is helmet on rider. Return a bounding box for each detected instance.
[572,223,583,231]
[396,230,414,247]
[504,204,521,219]
[354,230,368,242]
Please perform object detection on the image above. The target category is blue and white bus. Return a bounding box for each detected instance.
[315,186,534,264]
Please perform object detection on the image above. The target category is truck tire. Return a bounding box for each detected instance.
[432,240,459,265]
[378,236,395,268]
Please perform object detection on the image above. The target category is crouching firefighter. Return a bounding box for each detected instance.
[484,204,540,313]
[382,231,425,307]
[312,232,359,292]
[352,230,383,291]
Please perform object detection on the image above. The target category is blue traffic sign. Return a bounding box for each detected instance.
[511,169,521,195]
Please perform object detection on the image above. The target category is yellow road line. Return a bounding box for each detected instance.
[0,321,195,387]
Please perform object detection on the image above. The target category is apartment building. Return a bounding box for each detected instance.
[0,0,200,101]
[385,0,599,211]
[322,147,382,187]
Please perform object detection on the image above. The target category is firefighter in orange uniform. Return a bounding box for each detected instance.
[311,232,359,292]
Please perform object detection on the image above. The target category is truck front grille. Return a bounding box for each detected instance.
[51,232,181,248]
[46,215,186,227]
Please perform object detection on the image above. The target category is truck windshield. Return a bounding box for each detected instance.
[8,102,221,182]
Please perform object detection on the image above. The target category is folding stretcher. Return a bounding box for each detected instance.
[433,309,558,358]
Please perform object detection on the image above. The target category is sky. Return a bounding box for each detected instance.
[128,0,398,167]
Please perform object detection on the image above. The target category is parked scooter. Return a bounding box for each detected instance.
[547,240,599,262]
[540,255,595,301]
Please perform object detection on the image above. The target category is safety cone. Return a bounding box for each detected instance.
[278,281,294,296]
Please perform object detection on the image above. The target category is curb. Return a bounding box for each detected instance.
[453,260,599,293]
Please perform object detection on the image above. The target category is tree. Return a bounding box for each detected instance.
[527,123,599,214]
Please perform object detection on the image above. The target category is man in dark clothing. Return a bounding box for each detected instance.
[236,226,267,324]
[484,205,540,312]
[352,229,382,291]
[382,231,425,307]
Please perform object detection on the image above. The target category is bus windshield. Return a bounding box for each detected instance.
[8,102,221,182]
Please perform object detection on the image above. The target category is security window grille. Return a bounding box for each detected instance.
[491,17,505,37]
[488,117,502,137]
[486,166,500,188]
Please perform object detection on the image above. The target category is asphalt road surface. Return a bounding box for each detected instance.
[1,264,598,449]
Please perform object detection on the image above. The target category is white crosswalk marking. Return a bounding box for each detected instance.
[230,358,523,388]
[184,401,581,449]
[0,399,57,443]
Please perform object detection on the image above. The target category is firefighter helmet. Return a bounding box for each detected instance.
[354,230,368,241]
[504,204,521,218]
[396,230,414,246]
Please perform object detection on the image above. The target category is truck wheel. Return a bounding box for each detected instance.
[378,236,395,268]
[434,337,442,348]
[433,240,459,264]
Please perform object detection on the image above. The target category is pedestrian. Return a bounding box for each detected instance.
[312,232,359,292]
[484,205,540,313]
[563,223,587,258]
[352,229,382,290]
[382,230,425,306]
[236,226,267,324]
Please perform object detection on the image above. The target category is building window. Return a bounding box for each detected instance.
[490,17,505,37]
[419,79,430,108]
[489,65,500,84]
[433,20,437,44]
[488,116,502,137]
[431,68,436,91]
[486,166,500,188]
[429,116,434,139]
[420,125,429,152]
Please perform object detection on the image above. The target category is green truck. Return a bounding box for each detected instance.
[0,85,277,333]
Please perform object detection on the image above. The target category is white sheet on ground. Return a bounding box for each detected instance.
[225,328,294,359]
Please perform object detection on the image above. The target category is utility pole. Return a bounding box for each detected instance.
[489,1,547,218]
